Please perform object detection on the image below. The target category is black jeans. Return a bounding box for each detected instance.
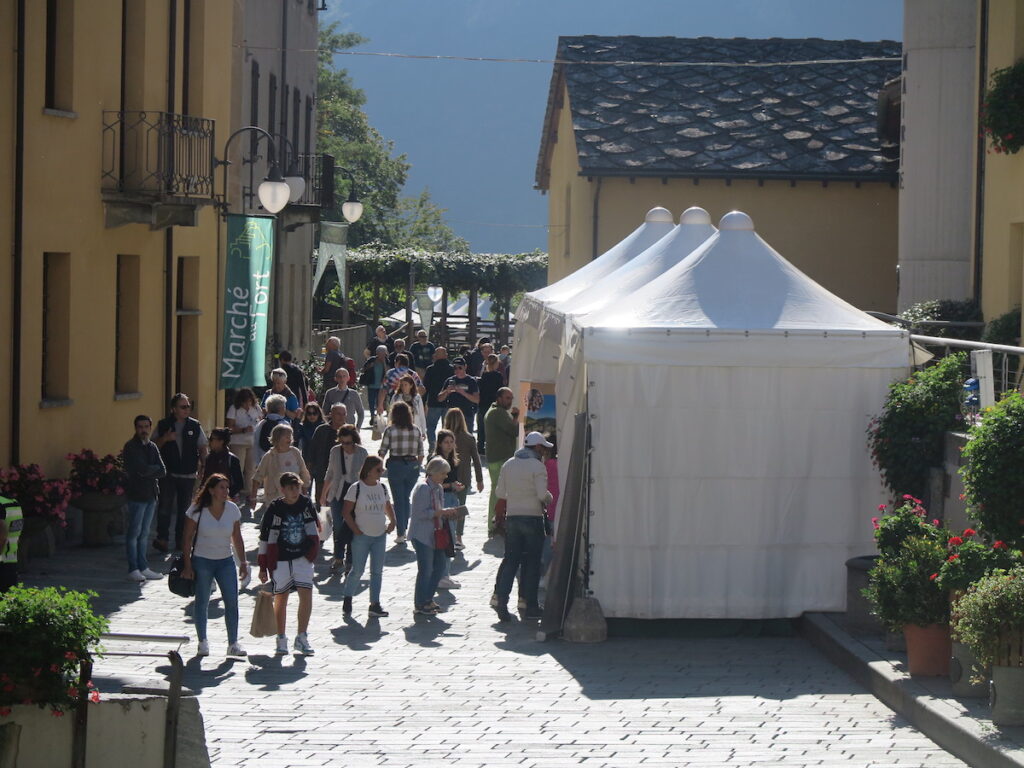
[156,475,196,549]
[494,516,545,608]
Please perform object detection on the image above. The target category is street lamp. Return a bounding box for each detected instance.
[335,165,363,223]
[217,126,291,216]
[270,133,306,203]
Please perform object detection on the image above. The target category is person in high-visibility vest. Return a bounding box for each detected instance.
[0,495,23,593]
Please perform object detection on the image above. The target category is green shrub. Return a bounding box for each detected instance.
[867,353,967,500]
[935,529,1023,593]
[981,60,1024,155]
[981,307,1021,345]
[865,534,950,632]
[952,566,1024,667]
[899,299,982,341]
[961,391,1024,547]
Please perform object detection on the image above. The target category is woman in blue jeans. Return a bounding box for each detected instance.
[409,457,459,615]
[340,456,396,617]
[378,401,424,544]
[181,473,250,658]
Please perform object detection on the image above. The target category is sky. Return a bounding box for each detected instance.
[323,1,903,254]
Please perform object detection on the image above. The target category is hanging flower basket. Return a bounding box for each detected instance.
[981,60,1024,155]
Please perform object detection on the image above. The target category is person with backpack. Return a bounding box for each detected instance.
[320,424,367,575]
[252,394,289,466]
[257,472,319,655]
[251,424,311,516]
[340,456,396,617]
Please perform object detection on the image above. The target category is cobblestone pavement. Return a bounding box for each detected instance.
[22,426,966,768]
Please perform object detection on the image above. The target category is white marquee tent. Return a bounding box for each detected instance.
[512,207,675,395]
[556,211,911,619]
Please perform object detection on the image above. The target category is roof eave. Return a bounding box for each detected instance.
[576,167,899,184]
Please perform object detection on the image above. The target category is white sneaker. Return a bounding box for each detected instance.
[141,568,163,580]
[489,592,498,608]
[274,635,289,656]
[396,534,407,544]
[196,640,209,657]
[127,570,146,582]
[438,578,461,589]
[293,632,315,655]
[226,642,247,657]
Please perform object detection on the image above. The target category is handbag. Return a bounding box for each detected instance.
[372,417,386,442]
[167,508,201,598]
[433,487,454,555]
[249,588,278,637]
[318,505,334,542]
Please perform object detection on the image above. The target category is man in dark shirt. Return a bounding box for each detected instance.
[365,325,393,360]
[466,338,490,377]
[387,338,408,368]
[278,350,308,409]
[441,357,480,434]
[409,329,436,379]
[423,346,454,452]
[122,414,167,581]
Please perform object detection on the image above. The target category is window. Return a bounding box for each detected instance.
[249,60,260,157]
[268,74,277,144]
[44,0,74,111]
[115,255,140,394]
[292,88,301,154]
[41,252,71,401]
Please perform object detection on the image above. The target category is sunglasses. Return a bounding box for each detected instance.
[339,440,354,446]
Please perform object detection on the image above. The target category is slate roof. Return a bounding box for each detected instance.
[536,36,902,188]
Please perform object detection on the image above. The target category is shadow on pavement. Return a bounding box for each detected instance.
[243,654,309,690]
[330,615,388,651]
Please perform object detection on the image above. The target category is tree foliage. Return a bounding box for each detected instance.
[393,189,469,253]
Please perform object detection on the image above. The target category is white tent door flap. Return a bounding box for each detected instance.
[587,363,894,619]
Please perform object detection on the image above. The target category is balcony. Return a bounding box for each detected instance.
[101,110,217,229]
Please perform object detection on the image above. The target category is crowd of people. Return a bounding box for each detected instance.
[116,328,558,659]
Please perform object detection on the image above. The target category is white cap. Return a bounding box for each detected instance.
[719,211,755,231]
[679,206,711,226]
[644,207,674,223]
[524,431,554,448]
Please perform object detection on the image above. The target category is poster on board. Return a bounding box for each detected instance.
[518,381,556,439]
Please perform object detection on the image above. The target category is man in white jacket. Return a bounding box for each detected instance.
[492,431,553,622]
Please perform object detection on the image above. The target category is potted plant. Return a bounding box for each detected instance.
[66,450,127,547]
[961,391,1024,549]
[0,586,106,719]
[981,59,1024,155]
[865,500,951,675]
[937,530,1023,696]
[0,464,72,560]
[952,566,1024,725]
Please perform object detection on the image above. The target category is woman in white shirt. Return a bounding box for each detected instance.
[320,424,369,575]
[388,374,428,436]
[340,456,396,617]
[181,473,249,658]
[252,423,311,511]
[226,387,263,502]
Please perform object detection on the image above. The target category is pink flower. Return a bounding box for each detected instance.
[871,517,880,530]
[0,707,10,717]
[50,709,64,718]
[877,504,886,511]
[994,541,1008,550]
[89,691,100,704]
[929,573,938,581]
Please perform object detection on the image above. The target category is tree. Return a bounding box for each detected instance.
[394,188,470,252]
[317,23,409,246]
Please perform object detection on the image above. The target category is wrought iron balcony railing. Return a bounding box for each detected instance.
[298,152,334,208]
[101,110,216,200]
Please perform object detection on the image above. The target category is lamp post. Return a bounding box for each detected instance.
[334,165,364,224]
[269,132,306,203]
[217,125,291,216]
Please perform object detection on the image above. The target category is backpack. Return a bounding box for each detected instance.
[258,418,276,452]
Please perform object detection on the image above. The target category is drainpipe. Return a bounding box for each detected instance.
[591,177,603,261]
[973,0,989,308]
[11,0,26,463]
[164,0,177,405]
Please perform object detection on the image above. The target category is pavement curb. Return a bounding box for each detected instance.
[800,612,1024,768]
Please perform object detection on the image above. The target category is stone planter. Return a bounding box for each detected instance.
[990,665,1024,726]
[75,492,126,547]
[903,623,951,676]
[20,516,56,560]
[845,556,882,634]
[950,641,988,697]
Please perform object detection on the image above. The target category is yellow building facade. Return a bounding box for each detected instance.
[538,36,901,313]
[1,1,235,474]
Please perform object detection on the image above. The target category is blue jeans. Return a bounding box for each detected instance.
[192,555,239,643]
[368,388,381,420]
[494,516,545,608]
[426,406,447,451]
[125,499,157,572]
[342,532,387,603]
[441,491,458,579]
[329,497,353,566]
[412,538,447,608]
[386,458,420,535]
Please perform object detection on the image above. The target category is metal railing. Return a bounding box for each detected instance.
[911,334,1024,399]
[298,152,333,207]
[102,111,216,199]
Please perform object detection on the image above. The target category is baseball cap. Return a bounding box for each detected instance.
[452,357,467,367]
[524,431,553,448]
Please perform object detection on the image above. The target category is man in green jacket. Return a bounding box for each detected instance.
[483,387,519,535]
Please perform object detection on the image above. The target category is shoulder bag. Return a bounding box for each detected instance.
[167,509,201,598]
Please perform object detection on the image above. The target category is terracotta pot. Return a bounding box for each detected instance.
[903,623,951,676]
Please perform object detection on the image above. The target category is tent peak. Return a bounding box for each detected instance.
[645,206,674,223]
[680,206,711,226]
[719,210,755,231]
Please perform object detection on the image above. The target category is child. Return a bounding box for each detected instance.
[257,472,320,655]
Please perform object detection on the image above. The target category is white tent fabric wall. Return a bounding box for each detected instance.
[511,207,675,393]
[558,211,912,620]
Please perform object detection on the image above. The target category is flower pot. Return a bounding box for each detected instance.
[74,493,126,547]
[903,623,951,676]
[990,665,1024,726]
[950,641,988,697]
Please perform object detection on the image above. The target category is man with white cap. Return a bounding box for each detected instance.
[491,431,553,622]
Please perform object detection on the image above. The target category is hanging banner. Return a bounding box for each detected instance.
[220,213,274,389]
[313,221,348,296]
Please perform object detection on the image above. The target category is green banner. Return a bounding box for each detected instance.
[220,213,274,389]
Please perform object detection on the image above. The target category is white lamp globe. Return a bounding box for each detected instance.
[342,200,364,223]
[284,175,305,203]
[258,177,291,214]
